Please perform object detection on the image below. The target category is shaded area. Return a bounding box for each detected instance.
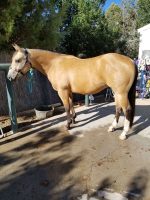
[0,101,150,143]
[0,106,65,134]
[125,169,149,200]
[88,169,149,200]
[0,128,83,200]
[0,156,81,200]
[0,101,150,200]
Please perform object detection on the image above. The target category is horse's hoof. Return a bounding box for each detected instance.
[64,124,70,130]
[67,125,71,130]
[0,135,4,139]
[108,126,115,132]
[119,134,127,140]
[72,119,76,124]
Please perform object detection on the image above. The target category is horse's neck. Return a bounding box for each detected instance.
[28,49,57,75]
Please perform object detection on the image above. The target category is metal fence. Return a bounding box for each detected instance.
[0,52,60,115]
[0,52,84,115]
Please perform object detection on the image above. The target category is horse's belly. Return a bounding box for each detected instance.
[71,81,106,94]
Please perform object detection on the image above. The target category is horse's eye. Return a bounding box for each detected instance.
[15,59,21,63]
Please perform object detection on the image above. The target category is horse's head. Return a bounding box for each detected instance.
[7,44,32,80]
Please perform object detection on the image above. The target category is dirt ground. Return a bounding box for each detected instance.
[0,98,150,200]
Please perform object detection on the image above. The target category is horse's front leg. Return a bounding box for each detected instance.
[58,89,72,129]
[69,93,76,124]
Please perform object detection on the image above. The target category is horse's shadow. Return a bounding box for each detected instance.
[0,101,149,143]
[32,102,150,138]
[127,104,150,138]
[73,102,114,128]
[71,102,150,140]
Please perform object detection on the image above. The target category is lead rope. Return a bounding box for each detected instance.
[27,68,34,93]
[0,126,4,139]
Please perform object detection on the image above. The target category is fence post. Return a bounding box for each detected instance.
[5,71,18,133]
[0,63,18,133]
[85,95,89,107]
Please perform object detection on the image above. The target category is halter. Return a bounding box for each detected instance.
[16,48,32,76]
[24,49,32,71]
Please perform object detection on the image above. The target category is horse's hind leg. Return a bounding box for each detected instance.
[58,89,72,129]
[69,93,76,124]
[108,107,122,132]
[108,95,122,132]
[117,93,131,140]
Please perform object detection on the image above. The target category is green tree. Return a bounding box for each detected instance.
[120,0,139,58]
[0,0,65,51]
[105,0,139,58]
[105,3,122,34]
[137,0,150,28]
[0,0,24,50]
[105,3,125,53]
[59,0,111,57]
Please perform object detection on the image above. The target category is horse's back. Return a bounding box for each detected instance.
[50,52,135,94]
[98,53,135,92]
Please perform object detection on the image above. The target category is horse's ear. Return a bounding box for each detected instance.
[12,43,21,51]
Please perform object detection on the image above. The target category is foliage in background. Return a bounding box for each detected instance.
[0,0,24,50]
[0,0,65,51]
[105,0,140,58]
[60,0,140,58]
[59,0,113,57]
[105,3,125,54]
[0,0,149,58]
[120,0,139,58]
[137,0,150,28]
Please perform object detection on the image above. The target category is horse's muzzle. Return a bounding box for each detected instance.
[7,69,18,81]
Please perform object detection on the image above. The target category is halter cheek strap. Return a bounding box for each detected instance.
[18,71,24,76]
[18,49,32,76]
[17,71,24,78]
[24,48,32,68]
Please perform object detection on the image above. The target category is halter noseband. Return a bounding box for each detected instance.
[18,48,32,76]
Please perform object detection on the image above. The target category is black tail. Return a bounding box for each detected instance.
[128,63,138,127]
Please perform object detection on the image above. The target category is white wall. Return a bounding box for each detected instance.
[138,23,150,59]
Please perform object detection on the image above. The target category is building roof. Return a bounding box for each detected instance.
[138,23,150,33]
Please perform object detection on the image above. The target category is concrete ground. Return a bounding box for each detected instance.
[0,99,150,200]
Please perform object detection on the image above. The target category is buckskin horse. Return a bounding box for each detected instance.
[7,44,137,140]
